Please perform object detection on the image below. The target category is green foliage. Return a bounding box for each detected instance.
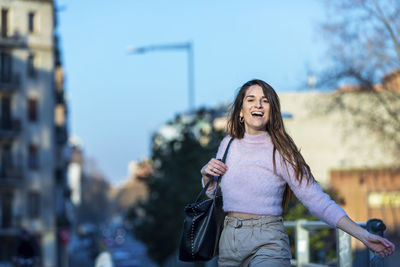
[126,110,225,264]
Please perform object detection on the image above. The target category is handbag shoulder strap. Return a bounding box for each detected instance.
[220,137,234,164]
[198,137,234,201]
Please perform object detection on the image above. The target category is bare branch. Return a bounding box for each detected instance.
[317,0,400,159]
[370,0,400,66]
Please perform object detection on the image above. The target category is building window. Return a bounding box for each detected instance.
[28,144,39,170]
[27,53,36,77]
[0,144,13,177]
[1,96,12,130]
[27,98,38,122]
[1,9,8,37]
[27,192,40,218]
[28,12,35,33]
[0,52,12,82]
[0,192,13,227]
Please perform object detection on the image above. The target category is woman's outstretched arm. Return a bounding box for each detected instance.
[336,215,395,258]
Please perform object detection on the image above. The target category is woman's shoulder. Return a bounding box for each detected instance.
[215,135,233,157]
[218,135,232,148]
[221,135,233,143]
[271,148,291,170]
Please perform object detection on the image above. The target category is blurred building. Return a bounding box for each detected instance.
[279,92,398,186]
[381,70,400,92]
[67,136,83,208]
[0,1,70,266]
[111,160,152,215]
[279,90,399,204]
[330,168,400,232]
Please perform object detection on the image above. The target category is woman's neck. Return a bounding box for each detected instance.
[242,132,270,144]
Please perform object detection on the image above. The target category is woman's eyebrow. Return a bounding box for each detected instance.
[245,95,267,98]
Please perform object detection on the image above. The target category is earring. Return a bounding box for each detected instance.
[239,116,244,123]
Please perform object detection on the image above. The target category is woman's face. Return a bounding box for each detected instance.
[240,85,270,135]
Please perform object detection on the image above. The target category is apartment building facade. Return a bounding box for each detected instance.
[0,0,69,266]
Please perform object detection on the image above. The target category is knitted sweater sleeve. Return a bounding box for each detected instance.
[201,136,231,198]
[277,153,347,227]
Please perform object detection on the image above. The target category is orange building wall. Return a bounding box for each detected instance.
[330,168,400,233]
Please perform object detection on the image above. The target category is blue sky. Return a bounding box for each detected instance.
[57,0,328,184]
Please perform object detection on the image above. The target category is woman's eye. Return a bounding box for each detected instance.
[263,100,269,103]
[247,99,254,102]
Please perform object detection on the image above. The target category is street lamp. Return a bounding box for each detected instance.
[127,42,195,111]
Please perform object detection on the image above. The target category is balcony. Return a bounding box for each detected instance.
[0,167,23,187]
[0,73,20,92]
[0,119,21,138]
[55,125,68,145]
[0,32,26,48]
[55,89,65,104]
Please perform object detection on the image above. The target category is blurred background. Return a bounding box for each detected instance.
[0,0,399,266]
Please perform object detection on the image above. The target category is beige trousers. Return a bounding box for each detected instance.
[218,215,291,267]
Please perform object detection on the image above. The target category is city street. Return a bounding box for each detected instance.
[69,224,157,267]
[107,232,157,267]
[69,247,94,267]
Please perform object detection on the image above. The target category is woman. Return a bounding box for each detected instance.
[201,79,395,266]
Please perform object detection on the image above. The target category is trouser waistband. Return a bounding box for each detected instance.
[224,214,283,228]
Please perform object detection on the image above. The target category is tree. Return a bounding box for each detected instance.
[320,0,400,84]
[316,0,400,157]
[127,108,225,264]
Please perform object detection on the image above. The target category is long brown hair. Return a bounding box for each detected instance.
[227,79,314,210]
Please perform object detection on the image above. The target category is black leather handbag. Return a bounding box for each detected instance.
[179,138,233,262]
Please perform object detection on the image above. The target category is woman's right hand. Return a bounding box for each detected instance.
[201,158,228,178]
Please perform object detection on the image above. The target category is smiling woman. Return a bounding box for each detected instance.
[239,85,270,135]
[199,79,395,266]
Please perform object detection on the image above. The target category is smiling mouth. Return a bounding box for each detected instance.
[251,112,264,118]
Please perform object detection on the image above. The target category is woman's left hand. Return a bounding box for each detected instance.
[361,232,395,258]
[337,216,396,258]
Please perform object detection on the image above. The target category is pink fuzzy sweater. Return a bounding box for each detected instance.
[203,133,347,227]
